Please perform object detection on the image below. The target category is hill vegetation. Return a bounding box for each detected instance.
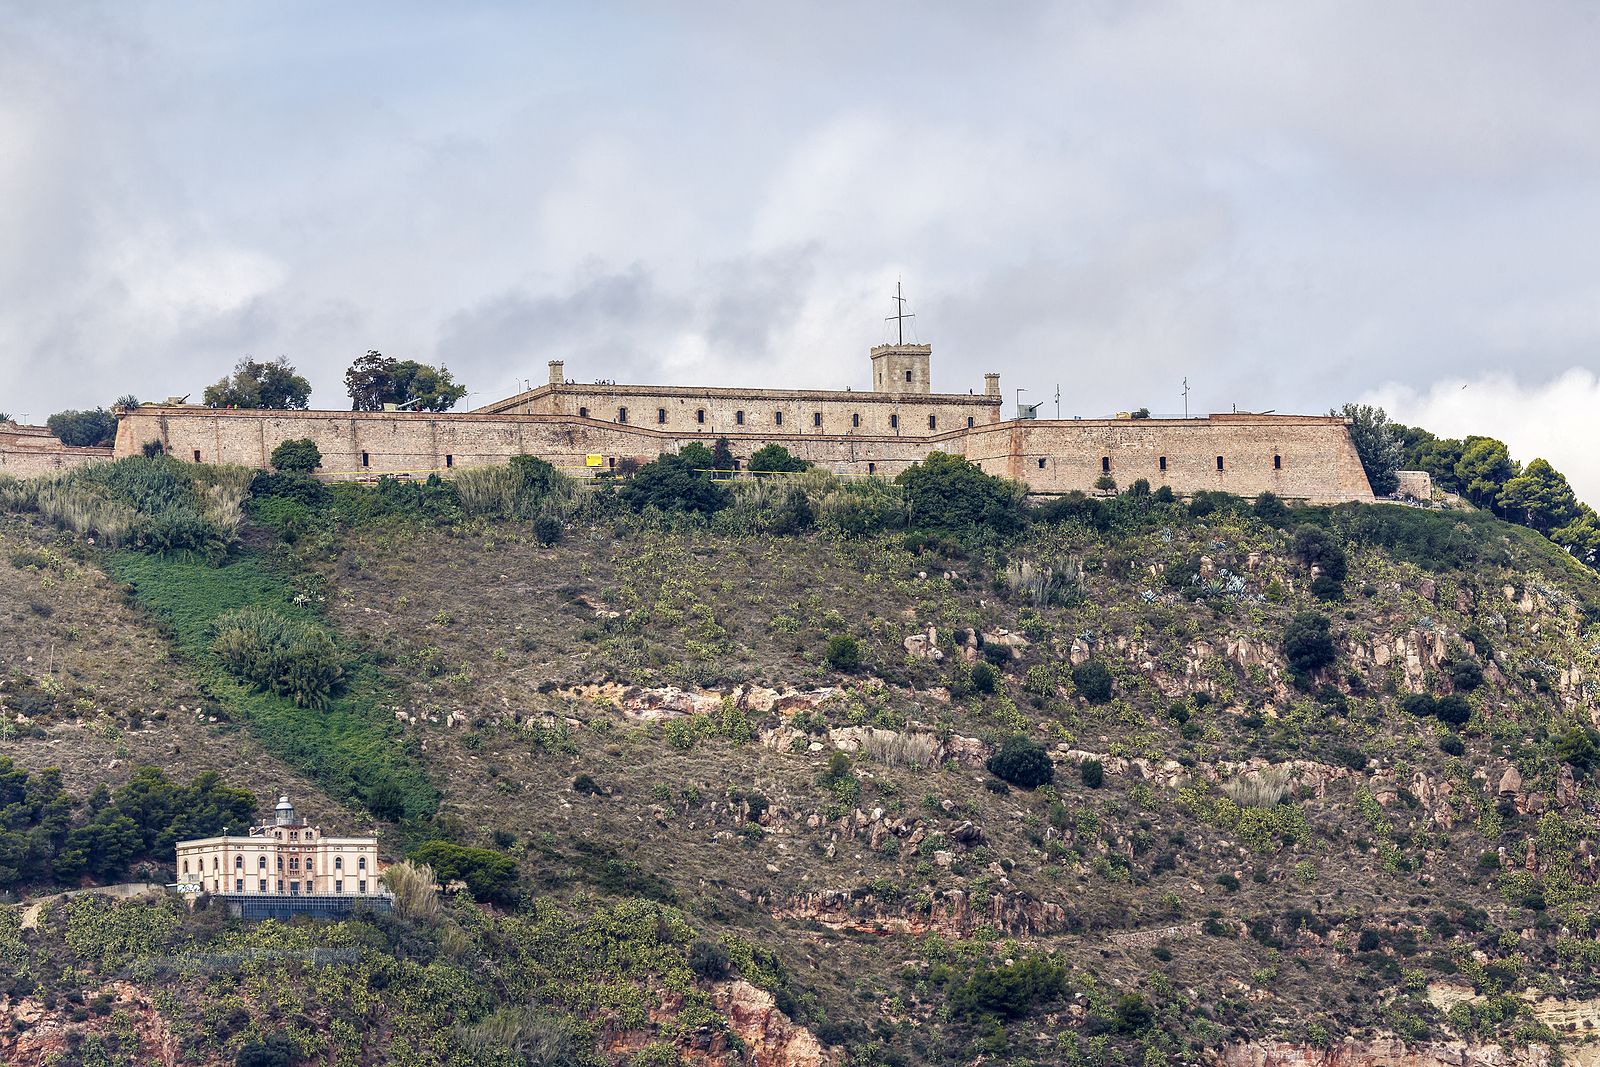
[3,443,1600,1066]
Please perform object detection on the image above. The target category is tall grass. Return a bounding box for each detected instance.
[1221,767,1292,808]
[862,729,940,770]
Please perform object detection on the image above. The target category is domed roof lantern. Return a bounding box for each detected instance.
[274,795,297,825]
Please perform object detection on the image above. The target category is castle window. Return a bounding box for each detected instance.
[290,881,299,896]
[259,857,267,870]
[1038,458,1047,469]
[336,879,343,894]
[813,412,822,427]
[967,416,974,428]
[335,857,342,870]
[1159,456,1167,471]
[359,880,367,893]
[361,451,369,468]
[928,415,937,430]
[193,449,202,462]
[578,406,588,418]
[696,409,705,424]
[774,411,782,426]
[212,856,219,871]
[235,878,244,893]
[277,879,284,893]
[1216,456,1225,471]
[868,462,876,474]
[852,413,860,428]
[445,454,454,468]
[890,414,899,430]
[235,856,243,870]
[1273,454,1282,470]
[735,410,745,425]
[905,370,913,383]
[358,857,367,871]
[290,831,297,841]
[657,408,666,424]
[182,859,189,874]
[1101,457,1111,473]
[617,407,627,423]
[277,857,283,870]
[259,879,267,893]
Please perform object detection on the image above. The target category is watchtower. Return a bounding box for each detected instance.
[871,343,933,394]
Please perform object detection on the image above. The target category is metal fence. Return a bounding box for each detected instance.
[217,892,393,922]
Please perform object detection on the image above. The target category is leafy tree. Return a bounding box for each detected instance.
[1293,525,1348,582]
[1497,458,1580,534]
[896,452,1025,535]
[1333,403,1403,496]
[1252,491,1290,525]
[677,442,715,470]
[204,357,312,410]
[986,736,1055,789]
[1454,437,1517,510]
[710,437,736,478]
[47,408,118,447]
[1552,506,1600,566]
[1282,613,1336,676]
[1093,474,1117,494]
[1396,425,1464,494]
[1070,661,1113,704]
[747,444,810,474]
[270,438,322,473]
[408,840,519,904]
[1433,695,1472,728]
[345,350,467,412]
[621,453,731,515]
[236,1035,299,1067]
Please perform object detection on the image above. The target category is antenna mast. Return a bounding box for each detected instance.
[1182,377,1191,419]
[885,279,915,345]
[1054,384,1061,420]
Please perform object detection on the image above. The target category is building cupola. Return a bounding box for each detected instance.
[274,795,297,826]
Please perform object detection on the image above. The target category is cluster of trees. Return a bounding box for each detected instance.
[345,351,467,411]
[1338,403,1598,568]
[0,761,255,890]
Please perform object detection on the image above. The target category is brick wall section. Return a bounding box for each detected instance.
[114,406,1374,502]
[0,424,113,477]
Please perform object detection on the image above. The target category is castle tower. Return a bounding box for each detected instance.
[548,360,565,386]
[871,343,933,394]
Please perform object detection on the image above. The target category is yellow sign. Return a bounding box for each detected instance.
[585,454,604,468]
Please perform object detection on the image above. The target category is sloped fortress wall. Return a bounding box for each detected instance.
[0,423,113,476]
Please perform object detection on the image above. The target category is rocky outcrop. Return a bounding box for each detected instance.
[0,982,181,1067]
[711,979,835,1067]
[560,682,838,721]
[772,886,1067,938]
[1210,1037,1575,1067]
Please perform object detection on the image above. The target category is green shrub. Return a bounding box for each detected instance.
[407,840,520,904]
[211,607,345,709]
[1554,726,1600,774]
[1080,759,1104,789]
[982,642,1013,667]
[896,452,1025,536]
[269,438,321,473]
[1282,613,1336,676]
[622,454,731,515]
[1433,695,1471,727]
[1252,491,1290,525]
[825,634,861,671]
[1448,658,1484,692]
[1439,734,1465,757]
[689,939,731,980]
[986,735,1055,789]
[969,661,999,694]
[532,514,563,545]
[949,955,1069,1020]
[747,444,810,474]
[236,1035,298,1067]
[1071,661,1113,704]
[1293,525,1349,582]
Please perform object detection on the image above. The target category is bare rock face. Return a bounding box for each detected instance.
[773,886,1067,938]
[711,979,835,1067]
[1209,1037,1570,1067]
[0,983,180,1067]
[903,627,943,662]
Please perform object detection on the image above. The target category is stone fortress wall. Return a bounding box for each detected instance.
[0,422,113,477]
[109,342,1376,503]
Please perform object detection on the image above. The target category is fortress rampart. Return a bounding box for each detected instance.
[113,406,1373,503]
[0,423,113,477]
[105,338,1374,502]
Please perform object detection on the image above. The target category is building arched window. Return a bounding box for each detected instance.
[335,857,343,870]
[1101,457,1111,473]
[735,411,745,425]
[235,856,243,870]
[889,414,899,430]
[358,857,368,871]
[1273,454,1282,470]
[578,406,588,418]
[259,856,267,870]
[1216,456,1225,471]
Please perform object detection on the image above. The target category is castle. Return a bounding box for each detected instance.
[107,338,1375,502]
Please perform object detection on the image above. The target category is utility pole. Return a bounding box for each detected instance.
[1054,384,1061,420]
[1181,377,1191,419]
[885,279,915,345]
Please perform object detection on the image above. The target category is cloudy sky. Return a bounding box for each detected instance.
[3,2,1598,499]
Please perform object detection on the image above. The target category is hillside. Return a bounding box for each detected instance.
[3,454,1599,1067]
